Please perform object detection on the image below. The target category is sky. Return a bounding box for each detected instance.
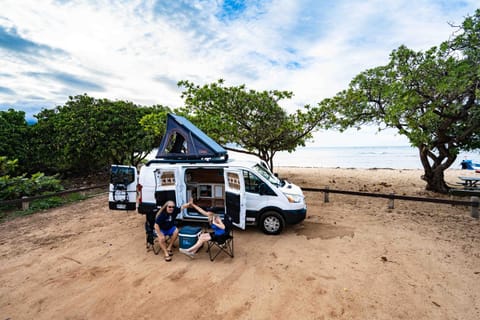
[1,0,478,147]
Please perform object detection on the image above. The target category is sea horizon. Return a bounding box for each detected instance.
[271,145,480,170]
[148,145,480,170]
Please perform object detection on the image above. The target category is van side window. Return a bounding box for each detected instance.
[243,170,276,196]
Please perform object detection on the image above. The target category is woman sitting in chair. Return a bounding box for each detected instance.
[180,200,228,258]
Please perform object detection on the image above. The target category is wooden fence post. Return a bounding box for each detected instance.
[324,186,329,203]
[22,196,29,211]
[388,193,395,209]
[471,196,479,219]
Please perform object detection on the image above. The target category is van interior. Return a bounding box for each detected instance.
[184,168,226,215]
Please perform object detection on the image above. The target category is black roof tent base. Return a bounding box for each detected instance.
[146,156,229,166]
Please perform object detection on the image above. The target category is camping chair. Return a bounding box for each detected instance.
[206,214,234,261]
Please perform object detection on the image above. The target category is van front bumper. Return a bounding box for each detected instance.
[284,208,307,225]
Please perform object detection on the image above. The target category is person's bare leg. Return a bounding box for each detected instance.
[187,233,211,254]
[167,228,179,252]
[186,240,203,254]
[158,234,169,257]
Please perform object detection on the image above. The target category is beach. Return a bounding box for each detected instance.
[271,146,479,169]
[1,167,479,319]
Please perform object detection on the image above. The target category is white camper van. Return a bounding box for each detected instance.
[109,114,307,235]
[136,157,306,234]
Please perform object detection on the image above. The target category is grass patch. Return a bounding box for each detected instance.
[0,192,90,222]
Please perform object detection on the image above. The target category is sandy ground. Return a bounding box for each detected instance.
[1,168,479,320]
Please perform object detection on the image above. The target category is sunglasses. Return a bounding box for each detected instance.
[167,206,175,208]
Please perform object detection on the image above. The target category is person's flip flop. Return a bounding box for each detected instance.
[179,248,195,259]
[167,249,173,256]
[164,255,172,262]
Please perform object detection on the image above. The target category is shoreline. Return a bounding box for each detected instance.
[272,146,479,170]
[275,167,470,197]
[275,166,466,173]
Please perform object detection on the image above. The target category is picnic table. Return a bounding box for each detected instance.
[458,176,480,189]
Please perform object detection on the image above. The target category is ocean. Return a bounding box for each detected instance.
[148,146,480,170]
[271,146,480,169]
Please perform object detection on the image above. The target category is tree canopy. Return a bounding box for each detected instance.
[0,109,29,174]
[177,79,326,170]
[316,9,480,193]
[29,94,166,175]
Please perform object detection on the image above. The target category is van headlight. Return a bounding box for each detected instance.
[284,193,303,203]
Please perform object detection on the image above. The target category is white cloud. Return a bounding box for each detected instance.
[0,0,478,146]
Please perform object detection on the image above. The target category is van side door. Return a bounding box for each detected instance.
[153,168,179,207]
[224,168,246,229]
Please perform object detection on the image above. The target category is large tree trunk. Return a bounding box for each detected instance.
[422,167,450,193]
[418,145,453,194]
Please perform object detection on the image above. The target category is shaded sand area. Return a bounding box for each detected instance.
[1,168,479,319]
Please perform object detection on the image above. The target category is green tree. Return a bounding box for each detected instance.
[317,10,480,193]
[30,94,163,175]
[138,105,171,146]
[0,109,29,173]
[178,79,325,170]
[29,108,62,174]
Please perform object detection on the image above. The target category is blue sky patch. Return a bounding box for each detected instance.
[286,61,301,70]
[215,0,269,22]
[0,26,66,57]
[24,72,104,92]
[0,86,15,95]
[216,0,247,21]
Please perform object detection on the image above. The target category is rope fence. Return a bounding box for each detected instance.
[302,187,479,219]
[2,184,478,219]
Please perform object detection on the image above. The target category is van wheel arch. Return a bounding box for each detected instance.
[259,211,285,235]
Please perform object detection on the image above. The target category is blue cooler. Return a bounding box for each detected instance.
[179,226,202,249]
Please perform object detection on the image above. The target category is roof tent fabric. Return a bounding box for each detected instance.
[155,114,228,161]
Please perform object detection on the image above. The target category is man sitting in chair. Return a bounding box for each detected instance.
[154,200,190,262]
[180,200,228,258]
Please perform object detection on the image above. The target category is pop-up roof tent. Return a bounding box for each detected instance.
[152,114,228,163]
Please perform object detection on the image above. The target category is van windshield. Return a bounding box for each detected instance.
[252,163,281,187]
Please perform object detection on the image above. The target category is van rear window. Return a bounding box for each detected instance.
[110,166,135,185]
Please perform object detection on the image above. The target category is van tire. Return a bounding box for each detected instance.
[259,211,285,235]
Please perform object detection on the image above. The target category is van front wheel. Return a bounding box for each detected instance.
[259,211,285,235]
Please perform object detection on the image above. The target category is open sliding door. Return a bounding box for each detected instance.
[224,169,246,229]
[154,168,179,206]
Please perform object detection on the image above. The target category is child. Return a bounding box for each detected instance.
[179,201,228,258]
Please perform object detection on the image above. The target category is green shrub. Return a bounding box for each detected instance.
[30,196,64,210]
[1,192,90,222]
[0,157,63,201]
